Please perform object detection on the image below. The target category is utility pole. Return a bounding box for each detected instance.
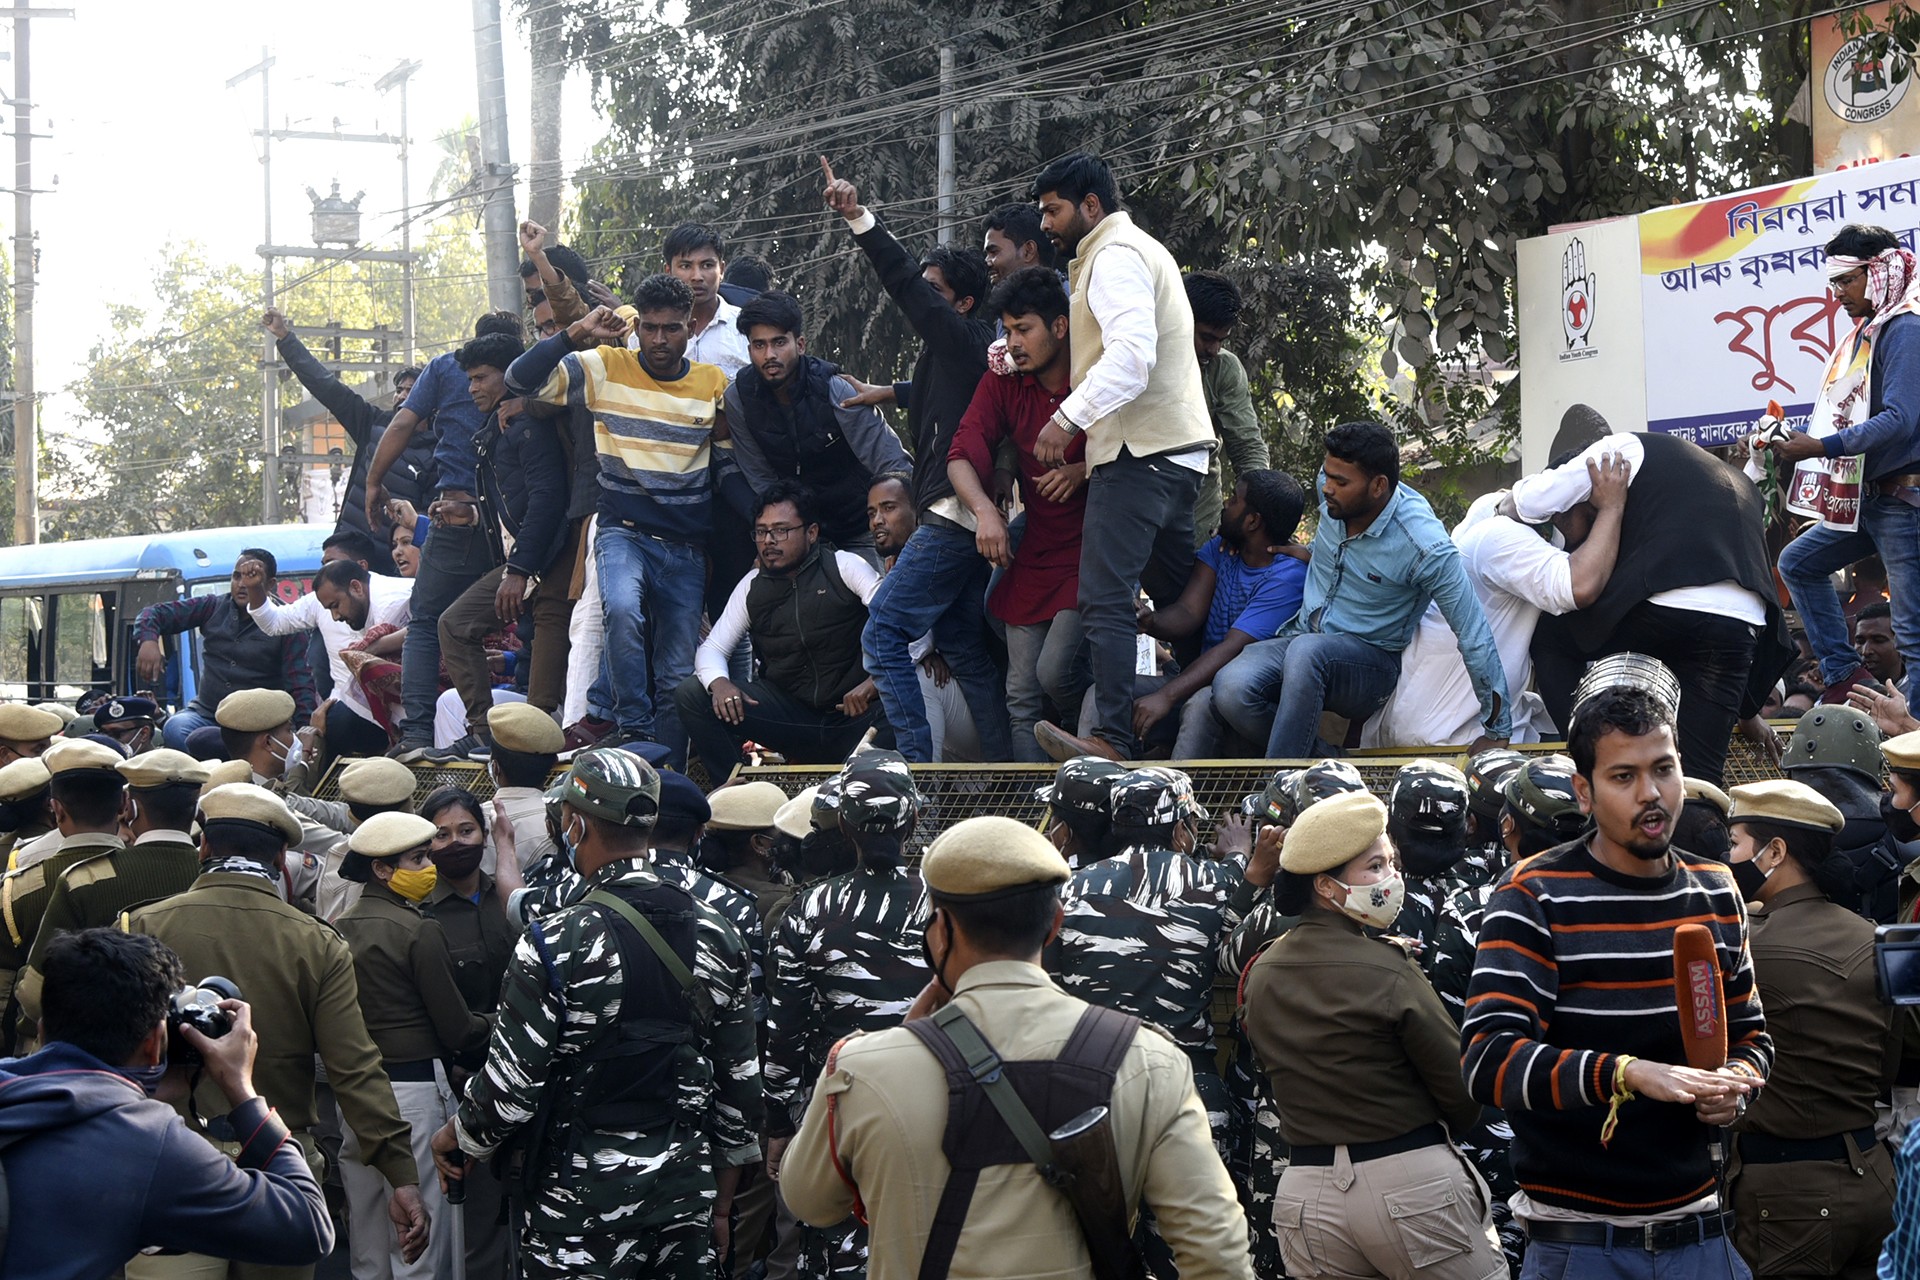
[936,44,955,245]
[472,0,519,312]
[7,6,70,547]
[228,49,278,523]
[376,59,421,362]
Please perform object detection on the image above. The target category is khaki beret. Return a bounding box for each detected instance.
[773,786,820,841]
[488,702,564,755]
[42,738,127,778]
[215,688,295,733]
[0,704,63,743]
[0,757,50,801]
[708,781,789,832]
[922,816,1071,900]
[1682,777,1732,817]
[197,782,301,845]
[31,702,76,726]
[117,749,210,790]
[200,759,254,796]
[339,757,418,807]
[1728,779,1845,834]
[1279,790,1390,876]
[1884,730,1920,772]
[349,811,437,859]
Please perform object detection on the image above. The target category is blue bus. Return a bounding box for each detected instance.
[0,524,329,710]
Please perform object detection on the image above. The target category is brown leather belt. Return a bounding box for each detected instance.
[1874,473,1920,495]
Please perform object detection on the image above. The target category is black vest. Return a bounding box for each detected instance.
[191,597,289,716]
[747,547,868,713]
[734,357,874,547]
[1569,433,1780,650]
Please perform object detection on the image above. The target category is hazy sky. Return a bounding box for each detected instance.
[24,0,595,443]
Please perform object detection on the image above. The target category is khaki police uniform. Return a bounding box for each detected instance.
[0,830,121,1048]
[129,863,417,1280]
[781,815,1252,1280]
[1239,792,1504,1280]
[1733,881,1896,1277]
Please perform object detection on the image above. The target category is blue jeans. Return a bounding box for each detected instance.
[591,523,705,765]
[1211,631,1401,758]
[1519,1234,1751,1280]
[400,521,498,744]
[1779,493,1920,716]
[1004,610,1087,763]
[861,523,1011,763]
[160,708,215,752]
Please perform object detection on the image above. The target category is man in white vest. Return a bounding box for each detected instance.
[1030,152,1215,762]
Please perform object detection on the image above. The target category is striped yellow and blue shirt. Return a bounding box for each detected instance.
[529,343,731,543]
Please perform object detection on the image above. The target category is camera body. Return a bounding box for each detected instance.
[167,976,241,1064]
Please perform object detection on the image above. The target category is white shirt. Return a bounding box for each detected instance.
[1507,433,1768,627]
[689,294,749,381]
[1363,494,1566,748]
[695,551,882,689]
[249,574,414,722]
[1057,242,1206,474]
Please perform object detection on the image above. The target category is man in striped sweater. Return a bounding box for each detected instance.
[1463,685,1772,1278]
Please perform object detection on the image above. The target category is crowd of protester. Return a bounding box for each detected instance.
[13,150,1920,1280]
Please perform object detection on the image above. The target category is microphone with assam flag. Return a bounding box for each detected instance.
[1673,923,1727,1071]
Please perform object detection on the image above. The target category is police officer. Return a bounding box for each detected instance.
[1218,759,1369,980]
[417,785,514,1280]
[1723,780,1896,1278]
[1463,746,1527,855]
[1386,758,1479,956]
[765,750,929,1280]
[0,756,53,871]
[0,701,62,767]
[1034,755,1126,868]
[429,748,762,1279]
[1676,775,1733,861]
[0,738,128,1049]
[1241,790,1505,1280]
[1782,705,1912,921]
[655,771,768,1015]
[127,783,427,1280]
[93,693,161,754]
[335,810,490,1280]
[702,780,796,934]
[14,748,209,1043]
[217,688,343,893]
[286,755,422,921]
[781,814,1253,1278]
[482,701,562,877]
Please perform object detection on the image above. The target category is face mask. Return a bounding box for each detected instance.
[560,818,585,869]
[119,1057,168,1097]
[1329,871,1406,930]
[387,865,437,903]
[1732,856,1771,902]
[920,911,952,993]
[433,841,485,881]
[1884,792,1920,844]
[265,733,295,776]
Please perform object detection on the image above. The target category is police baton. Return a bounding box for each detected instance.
[444,1148,468,1280]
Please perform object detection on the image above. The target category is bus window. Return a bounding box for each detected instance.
[47,591,114,700]
[0,596,45,700]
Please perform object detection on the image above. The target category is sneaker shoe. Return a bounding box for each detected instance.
[1033,720,1126,764]
[561,715,616,753]
[423,733,491,763]
[386,739,433,764]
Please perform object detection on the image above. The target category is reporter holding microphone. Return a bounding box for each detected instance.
[1722,780,1895,1278]
[1463,683,1773,1279]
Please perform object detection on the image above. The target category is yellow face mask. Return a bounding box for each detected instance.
[386,865,437,904]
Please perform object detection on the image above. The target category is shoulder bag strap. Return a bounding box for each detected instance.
[1057,1005,1141,1079]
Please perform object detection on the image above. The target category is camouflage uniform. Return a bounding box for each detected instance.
[452,750,763,1280]
[765,750,930,1280]
[653,846,768,1020]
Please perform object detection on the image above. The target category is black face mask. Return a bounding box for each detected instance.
[920,911,951,994]
[1884,792,1920,844]
[433,840,485,881]
[1731,857,1769,902]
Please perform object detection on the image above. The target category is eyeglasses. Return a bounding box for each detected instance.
[753,523,806,543]
[1832,268,1867,290]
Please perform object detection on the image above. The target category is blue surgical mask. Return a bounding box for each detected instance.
[561,817,585,869]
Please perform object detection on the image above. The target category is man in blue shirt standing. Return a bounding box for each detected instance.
[362,311,524,758]
[1772,222,1920,718]
[1213,422,1510,758]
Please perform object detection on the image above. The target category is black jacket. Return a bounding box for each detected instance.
[852,219,991,515]
[277,334,437,571]
[477,405,571,579]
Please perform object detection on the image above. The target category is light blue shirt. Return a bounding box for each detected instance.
[1287,480,1511,736]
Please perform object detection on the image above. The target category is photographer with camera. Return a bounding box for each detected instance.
[0,928,330,1276]
[128,783,427,1280]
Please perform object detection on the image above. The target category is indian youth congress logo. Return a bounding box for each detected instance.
[1559,237,1598,363]
[1825,36,1910,125]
